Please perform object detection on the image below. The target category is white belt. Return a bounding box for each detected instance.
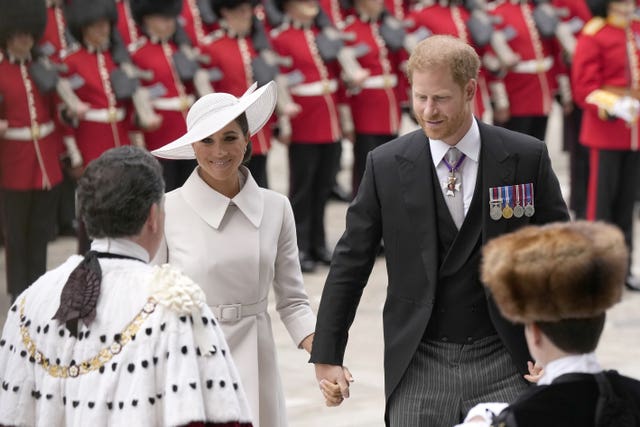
[290,79,338,97]
[152,95,195,111]
[361,74,398,89]
[511,57,553,74]
[4,121,55,140]
[84,107,126,123]
[210,298,268,322]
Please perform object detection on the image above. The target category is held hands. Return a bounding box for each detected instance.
[315,364,354,407]
[524,360,544,383]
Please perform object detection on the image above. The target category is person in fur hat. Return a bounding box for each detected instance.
[457,221,640,426]
[0,0,66,301]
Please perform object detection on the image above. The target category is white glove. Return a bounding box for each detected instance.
[611,96,640,124]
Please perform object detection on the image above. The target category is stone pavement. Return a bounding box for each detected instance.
[1,105,639,426]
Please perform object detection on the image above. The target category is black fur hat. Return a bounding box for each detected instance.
[0,0,47,48]
[586,0,613,18]
[129,0,184,25]
[210,0,255,17]
[63,0,118,43]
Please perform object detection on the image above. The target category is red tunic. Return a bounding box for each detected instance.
[342,15,402,135]
[271,24,343,143]
[201,33,274,155]
[0,56,64,190]
[61,47,132,164]
[180,0,216,47]
[130,38,193,151]
[40,5,68,61]
[489,0,563,116]
[116,0,142,46]
[572,18,640,151]
[408,3,492,120]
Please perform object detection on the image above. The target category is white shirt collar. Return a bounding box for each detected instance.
[180,166,264,230]
[537,353,602,386]
[429,118,481,168]
[90,237,150,263]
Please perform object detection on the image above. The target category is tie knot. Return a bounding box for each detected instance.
[446,147,461,163]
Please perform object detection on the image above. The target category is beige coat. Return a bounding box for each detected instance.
[156,167,316,427]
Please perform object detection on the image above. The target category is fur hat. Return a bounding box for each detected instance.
[586,0,614,18]
[210,0,255,17]
[0,0,47,48]
[64,0,118,43]
[129,0,183,25]
[481,221,627,323]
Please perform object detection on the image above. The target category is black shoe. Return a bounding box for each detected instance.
[312,247,333,265]
[330,185,352,203]
[626,275,640,292]
[299,251,317,273]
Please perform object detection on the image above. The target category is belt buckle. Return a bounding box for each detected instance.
[108,107,118,123]
[218,304,242,322]
[536,61,545,73]
[383,75,391,88]
[322,81,330,95]
[31,123,40,140]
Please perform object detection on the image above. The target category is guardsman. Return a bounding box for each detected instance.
[130,0,215,191]
[341,0,403,196]
[572,0,640,291]
[488,0,568,141]
[271,0,351,272]
[0,0,64,300]
[40,0,73,60]
[201,0,299,188]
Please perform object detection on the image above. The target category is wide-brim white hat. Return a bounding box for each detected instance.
[152,81,277,160]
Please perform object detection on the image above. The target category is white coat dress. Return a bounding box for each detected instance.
[156,166,316,427]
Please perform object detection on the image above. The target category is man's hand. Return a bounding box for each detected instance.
[314,364,354,407]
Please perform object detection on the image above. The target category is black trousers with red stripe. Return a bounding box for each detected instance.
[586,148,640,268]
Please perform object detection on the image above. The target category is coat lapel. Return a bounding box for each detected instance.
[394,131,439,291]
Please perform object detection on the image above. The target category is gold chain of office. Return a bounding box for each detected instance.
[17,296,158,378]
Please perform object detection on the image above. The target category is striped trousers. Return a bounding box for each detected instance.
[387,335,527,426]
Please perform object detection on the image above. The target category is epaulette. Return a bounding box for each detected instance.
[59,43,79,59]
[582,17,606,36]
[486,0,504,11]
[343,15,356,26]
[201,29,225,45]
[270,23,289,38]
[127,36,148,54]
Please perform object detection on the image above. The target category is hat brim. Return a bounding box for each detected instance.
[152,81,277,160]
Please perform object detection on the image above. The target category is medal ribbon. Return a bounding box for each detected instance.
[442,152,467,175]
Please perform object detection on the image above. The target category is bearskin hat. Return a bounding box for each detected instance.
[586,0,614,18]
[129,0,183,25]
[64,0,118,43]
[210,0,256,18]
[0,0,47,48]
[481,221,627,323]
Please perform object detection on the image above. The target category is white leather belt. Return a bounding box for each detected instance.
[152,95,195,111]
[511,57,553,74]
[4,121,55,140]
[290,79,338,96]
[361,74,398,89]
[210,298,268,322]
[84,107,126,123]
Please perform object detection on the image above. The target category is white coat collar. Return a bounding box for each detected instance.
[180,165,264,229]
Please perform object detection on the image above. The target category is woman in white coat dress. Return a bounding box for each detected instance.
[152,81,316,427]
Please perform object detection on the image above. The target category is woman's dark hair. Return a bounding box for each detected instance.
[77,146,165,238]
[234,112,253,164]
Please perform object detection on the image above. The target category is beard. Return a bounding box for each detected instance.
[415,105,469,143]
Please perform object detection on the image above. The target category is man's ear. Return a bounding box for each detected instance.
[147,203,160,234]
[529,322,543,345]
[466,79,477,101]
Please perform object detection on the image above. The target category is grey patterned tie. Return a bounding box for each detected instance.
[443,147,465,229]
